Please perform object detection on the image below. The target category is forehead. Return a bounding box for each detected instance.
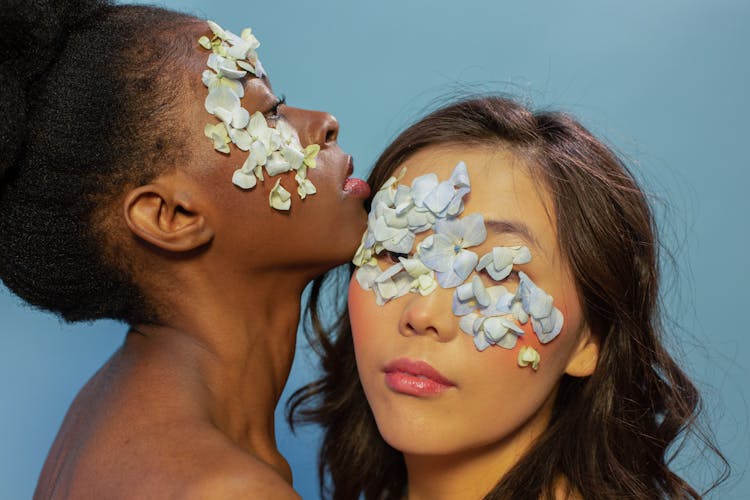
[396,146,556,243]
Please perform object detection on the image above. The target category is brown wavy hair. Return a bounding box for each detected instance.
[289,96,728,499]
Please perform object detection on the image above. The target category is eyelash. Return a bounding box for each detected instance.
[381,251,408,264]
[266,95,286,120]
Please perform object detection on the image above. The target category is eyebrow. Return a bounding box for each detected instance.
[484,219,543,252]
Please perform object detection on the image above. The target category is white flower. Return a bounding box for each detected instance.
[459,312,524,351]
[204,122,231,154]
[201,69,244,98]
[518,345,541,370]
[452,276,492,316]
[418,213,487,287]
[269,178,292,211]
[352,233,376,267]
[410,161,471,218]
[399,257,438,296]
[355,261,380,291]
[232,168,257,189]
[295,170,317,199]
[515,272,564,344]
[476,245,532,281]
[371,263,413,305]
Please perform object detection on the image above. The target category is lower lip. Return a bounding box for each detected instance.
[343,177,371,198]
[384,372,454,396]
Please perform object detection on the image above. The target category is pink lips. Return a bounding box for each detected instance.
[342,156,371,198]
[383,358,456,396]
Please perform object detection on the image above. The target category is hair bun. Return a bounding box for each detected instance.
[0,0,110,180]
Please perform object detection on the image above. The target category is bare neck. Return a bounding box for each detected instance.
[127,268,310,480]
[403,406,552,500]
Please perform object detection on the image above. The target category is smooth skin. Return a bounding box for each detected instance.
[349,145,598,500]
[34,22,367,500]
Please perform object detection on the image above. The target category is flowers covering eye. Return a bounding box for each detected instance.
[352,161,567,369]
[198,20,319,211]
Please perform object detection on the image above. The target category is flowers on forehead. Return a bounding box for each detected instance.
[351,161,565,367]
[198,20,319,211]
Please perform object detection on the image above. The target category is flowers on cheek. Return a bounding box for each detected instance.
[198,20,320,211]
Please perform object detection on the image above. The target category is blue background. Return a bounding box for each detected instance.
[2,0,748,498]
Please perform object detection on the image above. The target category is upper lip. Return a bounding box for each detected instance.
[345,155,354,178]
[383,358,456,387]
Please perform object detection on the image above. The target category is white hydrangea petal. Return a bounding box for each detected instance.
[205,85,240,114]
[406,209,434,233]
[232,107,250,129]
[228,128,253,151]
[232,169,257,189]
[355,262,380,291]
[423,180,455,215]
[474,333,491,351]
[410,173,439,206]
[383,208,409,229]
[533,308,564,344]
[265,152,292,176]
[253,164,264,181]
[459,313,480,336]
[269,178,291,210]
[449,161,470,189]
[483,317,509,343]
[207,20,228,40]
[518,345,541,370]
[375,263,405,283]
[452,286,476,316]
[283,145,304,171]
[415,273,437,295]
[382,229,415,254]
[471,276,491,308]
[513,246,532,264]
[449,250,479,284]
[495,331,519,349]
[399,257,430,278]
[418,234,454,273]
[461,214,487,247]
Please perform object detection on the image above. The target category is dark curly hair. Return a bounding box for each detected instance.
[0,1,195,323]
[289,96,729,499]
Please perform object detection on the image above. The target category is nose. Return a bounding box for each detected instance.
[281,106,339,146]
[398,290,458,342]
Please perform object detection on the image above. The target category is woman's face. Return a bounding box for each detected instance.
[181,21,369,270]
[349,145,595,460]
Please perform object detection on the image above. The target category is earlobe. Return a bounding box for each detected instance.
[564,327,600,377]
[123,183,214,253]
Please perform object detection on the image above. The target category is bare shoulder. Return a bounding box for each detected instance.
[178,456,301,500]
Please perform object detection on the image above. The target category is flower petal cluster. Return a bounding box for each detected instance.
[355,257,437,306]
[350,162,564,366]
[454,277,524,351]
[411,161,471,218]
[417,214,487,287]
[516,272,564,344]
[452,267,563,355]
[198,20,319,211]
[476,245,531,281]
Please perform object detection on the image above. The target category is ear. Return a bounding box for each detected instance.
[564,326,600,377]
[123,182,214,252]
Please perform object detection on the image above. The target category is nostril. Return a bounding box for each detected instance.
[325,128,337,143]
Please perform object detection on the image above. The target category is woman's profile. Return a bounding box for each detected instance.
[0,1,369,498]
[292,96,728,499]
